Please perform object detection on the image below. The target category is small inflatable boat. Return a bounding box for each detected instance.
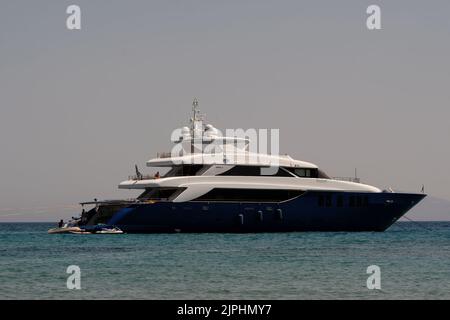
[47,226,82,234]
[48,224,123,235]
[95,227,124,234]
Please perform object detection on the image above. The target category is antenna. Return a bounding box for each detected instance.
[192,98,200,122]
[190,98,203,130]
[190,98,204,153]
[135,164,142,180]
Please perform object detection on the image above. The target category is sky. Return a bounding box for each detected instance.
[1,0,450,221]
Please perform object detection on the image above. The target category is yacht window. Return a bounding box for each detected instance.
[337,195,344,207]
[318,195,325,207]
[325,194,332,207]
[349,196,355,207]
[138,187,185,200]
[285,167,319,178]
[363,196,369,206]
[356,196,363,207]
[138,188,154,199]
[219,166,292,177]
[318,193,334,207]
[348,195,369,207]
[193,188,304,202]
[163,165,204,177]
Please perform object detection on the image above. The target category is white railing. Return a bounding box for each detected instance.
[128,174,157,180]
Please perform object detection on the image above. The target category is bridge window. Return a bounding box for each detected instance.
[164,165,204,177]
[284,167,319,178]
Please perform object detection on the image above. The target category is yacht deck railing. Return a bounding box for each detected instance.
[128,174,158,180]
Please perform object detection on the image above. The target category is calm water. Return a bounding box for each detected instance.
[0,222,449,299]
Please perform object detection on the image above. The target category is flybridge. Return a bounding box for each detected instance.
[153,98,283,166]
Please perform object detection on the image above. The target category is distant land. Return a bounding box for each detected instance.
[402,195,450,221]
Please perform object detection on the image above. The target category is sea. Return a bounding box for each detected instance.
[0,222,449,300]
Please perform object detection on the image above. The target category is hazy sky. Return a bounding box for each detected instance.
[1,1,450,221]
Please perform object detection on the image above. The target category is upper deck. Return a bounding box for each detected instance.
[119,99,375,195]
[146,152,318,169]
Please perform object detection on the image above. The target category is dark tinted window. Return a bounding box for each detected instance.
[138,187,184,200]
[318,193,333,207]
[318,195,325,207]
[356,196,363,207]
[194,188,304,202]
[164,165,204,177]
[284,167,319,178]
[337,195,344,207]
[363,195,369,206]
[349,196,355,207]
[219,166,292,177]
[325,194,332,207]
[347,195,370,207]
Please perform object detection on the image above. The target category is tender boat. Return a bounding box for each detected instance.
[94,227,124,234]
[48,226,82,234]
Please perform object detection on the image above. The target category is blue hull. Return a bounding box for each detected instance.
[103,191,425,233]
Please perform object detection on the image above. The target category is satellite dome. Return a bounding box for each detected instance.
[180,126,191,140]
[181,126,190,134]
[204,124,219,137]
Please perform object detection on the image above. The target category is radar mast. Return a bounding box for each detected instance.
[191,98,204,139]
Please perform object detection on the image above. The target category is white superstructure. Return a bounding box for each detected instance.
[119,99,381,202]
